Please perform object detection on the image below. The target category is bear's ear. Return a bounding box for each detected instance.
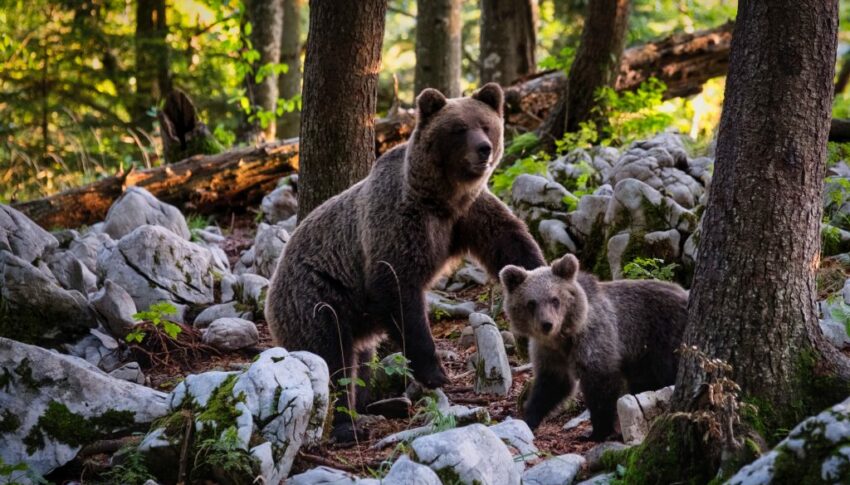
[416,88,447,120]
[472,82,504,114]
[552,254,579,281]
[499,265,528,292]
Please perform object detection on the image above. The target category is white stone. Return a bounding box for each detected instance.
[194,302,253,329]
[103,186,191,240]
[0,204,58,263]
[522,453,586,485]
[252,222,290,278]
[470,313,512,396]
[617,385,674,445]
[202,318,259,351]
[90,280,138,339]
[512,174,571,210]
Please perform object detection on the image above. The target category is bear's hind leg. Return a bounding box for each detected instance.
[523,369,575,431]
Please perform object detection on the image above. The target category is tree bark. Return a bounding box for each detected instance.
[297,0,388,221]
[627,0,850,481]
[241,0,285,142]
[479,0,537,85]
[277,0,304,139]
[545,0,631,142]
[13,141,298,230]
[415,0,462,97]
[134,0,170,127]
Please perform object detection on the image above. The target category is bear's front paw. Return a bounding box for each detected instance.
[414,363,450,389]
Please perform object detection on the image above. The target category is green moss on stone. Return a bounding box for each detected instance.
[0,409,20,433]
[24,401,135,453]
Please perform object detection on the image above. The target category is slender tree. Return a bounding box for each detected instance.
[134,0,170,127]
[479,0,537,85]
[540,0,630,144]
[241,0,285,142]
[297,0,388,221]
[277,0,303,138]
[627,0,850,481]
[415,0,462,97]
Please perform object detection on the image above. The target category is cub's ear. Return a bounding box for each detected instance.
[416,88,447,120]
[472,82,504,114]
[499,265,527,292]
[552,254,579,281]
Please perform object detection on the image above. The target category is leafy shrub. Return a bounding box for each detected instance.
[622,257,678,281]
[194,426,258,482]
[126,301,181,343]
[490,153,550,199]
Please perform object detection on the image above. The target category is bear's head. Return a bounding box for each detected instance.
[404,83,504,208]
[499,254,589,340]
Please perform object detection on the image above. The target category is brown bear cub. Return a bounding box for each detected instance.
[500,254,687,441]
[265,83,545,442]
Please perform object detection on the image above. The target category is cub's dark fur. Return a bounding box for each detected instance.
[500,254,687,440]
[265,83,545,440]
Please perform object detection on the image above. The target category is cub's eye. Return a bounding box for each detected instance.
[526,300,537,312]
[550,297,560,309]
[482,125,490,134]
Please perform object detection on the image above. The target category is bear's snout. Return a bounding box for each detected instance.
[540,321,554,334]
[476,142,492,163]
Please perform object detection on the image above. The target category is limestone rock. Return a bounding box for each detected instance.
[103,187,191,240]
[0,204,58,263]
[616,385,674,444]
[90,280,138,339]
[201,318,259,351]
[470,313,512,396]
[522,453,586,485]
[252,222,290,278]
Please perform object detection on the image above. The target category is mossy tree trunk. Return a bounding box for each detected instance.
[415,0,462,97]
[627,0,850,482]
[479,0,537,85]
[297,0,388,221]
[277,0,303,139]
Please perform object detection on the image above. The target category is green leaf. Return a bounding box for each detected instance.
[163,321,182,340]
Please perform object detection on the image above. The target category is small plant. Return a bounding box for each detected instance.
[539,46,576,73]
[126,301,181,343]
[101,447,153,485]
[822,224,844,257]
[194,426,258,482]
[367,353,413,382]
[414,395,456,432]
[827,141,850,167]
[504,132,541,158]
[622,257,678,281]
[594,77,673,146]
[432,307,451,322]
[827,296,850,337]
[555,121,600,154]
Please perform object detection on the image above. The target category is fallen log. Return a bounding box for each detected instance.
[13,140,299,229]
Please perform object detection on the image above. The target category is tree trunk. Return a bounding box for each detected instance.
[626,0,850,481]
[479,0,537,85]
[241,0,285,142]
[134,0,170,127]
[277,0,303,139]
[12,141,298,230]
[297,0,387,221]
[415,0,462,97]
[547,0,631,141]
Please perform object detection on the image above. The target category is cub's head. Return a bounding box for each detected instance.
[499,254,589,340]
[407,83,504,191]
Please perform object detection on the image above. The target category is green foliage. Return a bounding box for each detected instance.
[127,301,181,343]
[504,132,541,158]
[594,78,674,146]
[102,447,154,485]
[367,353,413,381]
[555,122,600,154]
[827,142,850,167]
[414,395,456,432]
[490,153,550,199]
[538,46,576,72]
[194,426,258,481]
[0,457,47,485]
[822,224,844,257]
[828,298,850,337]
[622,257,679,281]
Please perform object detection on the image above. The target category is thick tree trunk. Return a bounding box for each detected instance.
[134,0,170,127]
[277,0,303,139]
[544,0,631,142]
[241,0,285,142]
[626,0,850,481]
[297,0,387,221]
[479,0,537,85]
[13,141,298,230]
[415,0,462,97]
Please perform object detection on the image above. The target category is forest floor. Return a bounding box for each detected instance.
[128,213,600,479]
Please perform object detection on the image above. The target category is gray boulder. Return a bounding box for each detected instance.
[0,204,58,263]
[252,222,290,278]
[201,317,259,351]
[221,273,269,311]
[410,423,521,485]
[44,250,98,294]
[538,219,578,259]
[68,231,115,274]
[0,337,168,478]
[109,361,145,384]
[426,292,476,319]
[617,385,674,444]
[512,174,570,210]
[470,313,512,396]
[383,455,441,485]
[522,454,586,485]
[99,225,220,312]
[90,280,138,339]
[193,301,253,329]
[260,177,298,224]
[0,251,97,346]
[103,187,191,240]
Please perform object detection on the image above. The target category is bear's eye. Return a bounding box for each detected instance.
[550,297,560,309]
[526,300,537,312]
[450,125,467,134]
[482,125,490,134]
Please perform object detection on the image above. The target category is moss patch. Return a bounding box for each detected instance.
[0,409,20,433]
[23,401,135,453]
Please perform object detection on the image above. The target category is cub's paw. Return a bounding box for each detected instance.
[330,421,372,444]
[586,428,617,442]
